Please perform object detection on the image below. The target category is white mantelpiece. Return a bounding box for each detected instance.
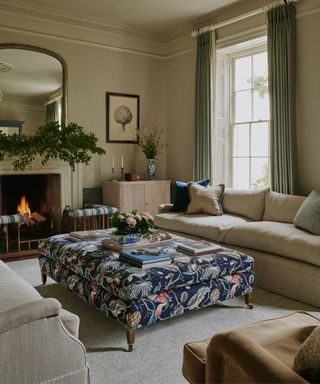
[0,158,82,209]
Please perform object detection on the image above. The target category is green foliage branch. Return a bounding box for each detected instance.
[0,122,105,171]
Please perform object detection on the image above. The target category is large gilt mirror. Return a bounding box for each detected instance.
[0,44,67,135]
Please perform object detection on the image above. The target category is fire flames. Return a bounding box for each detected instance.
[17,195,31,216]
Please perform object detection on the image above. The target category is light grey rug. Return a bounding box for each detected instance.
[7,259,320,384]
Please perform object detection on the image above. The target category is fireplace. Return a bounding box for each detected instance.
[0,174,61,254]
[0,158,81,258]
[1,174,61,215]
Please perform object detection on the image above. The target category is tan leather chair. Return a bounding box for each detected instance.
[183,312,320,383]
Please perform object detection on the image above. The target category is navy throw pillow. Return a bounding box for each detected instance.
[172,179,210,212]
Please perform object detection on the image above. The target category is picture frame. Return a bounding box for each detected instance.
[106,92,139,143]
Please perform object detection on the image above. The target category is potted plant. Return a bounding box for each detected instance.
[138,126,164,180]
[111,209,154,245]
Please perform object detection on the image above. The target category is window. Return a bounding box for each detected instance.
[214,38,270,189]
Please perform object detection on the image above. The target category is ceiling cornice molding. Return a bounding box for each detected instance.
[165,0,263,42]
[0,0,168,43]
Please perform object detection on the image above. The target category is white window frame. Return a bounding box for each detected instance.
[213,37,269,189]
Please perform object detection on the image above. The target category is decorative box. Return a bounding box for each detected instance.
[124,173,145,181]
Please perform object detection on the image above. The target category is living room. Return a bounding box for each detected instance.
[0,0,320,383]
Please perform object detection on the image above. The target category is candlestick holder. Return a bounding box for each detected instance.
[110,167,117,181]
[120,167,125,181]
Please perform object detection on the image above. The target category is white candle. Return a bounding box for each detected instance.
[112,156,115,168]
[121,156,124,168]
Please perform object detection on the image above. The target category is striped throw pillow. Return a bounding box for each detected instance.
[294,190,320,235]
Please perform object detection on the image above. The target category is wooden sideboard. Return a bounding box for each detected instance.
[102,180,171,217]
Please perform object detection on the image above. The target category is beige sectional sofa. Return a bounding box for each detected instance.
[0,260,89,383]
[155,188,320,308]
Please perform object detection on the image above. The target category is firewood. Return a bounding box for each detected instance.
[31,212,46,223]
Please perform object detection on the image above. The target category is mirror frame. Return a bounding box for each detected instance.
[0,43,67,125]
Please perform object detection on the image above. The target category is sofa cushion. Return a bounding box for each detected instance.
[263,190,306,223]
[220,221,320,267]
[294,326,320,382]
[222,188,268,221]
[186,184,224,216]
[172,179,210,212]
[0,261,42,313]
[294,190,320,235]
[155,212,248,242]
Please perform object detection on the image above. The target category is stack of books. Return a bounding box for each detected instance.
[176,240,222,256]
[119,249,171,269]
[69,228,115,241]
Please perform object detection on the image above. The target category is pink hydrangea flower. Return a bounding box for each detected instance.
[126,217,137,227]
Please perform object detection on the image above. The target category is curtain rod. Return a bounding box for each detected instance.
[191,0,298,38]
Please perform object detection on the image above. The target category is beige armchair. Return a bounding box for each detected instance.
[0,260,89,383]
[183,312,320,383]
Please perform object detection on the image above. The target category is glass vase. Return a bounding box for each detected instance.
[147,158,156,180]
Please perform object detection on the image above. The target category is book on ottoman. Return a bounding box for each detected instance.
[176,240,222,256]
[101,231,173,252]
[69,228,115,241]
[119,249,171,269]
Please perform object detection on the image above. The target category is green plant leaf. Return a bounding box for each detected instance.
[0,121,105,171]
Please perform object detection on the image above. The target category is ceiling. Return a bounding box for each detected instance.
[0,49,62,100]
[0,0,245,100]
[4,0,241,38]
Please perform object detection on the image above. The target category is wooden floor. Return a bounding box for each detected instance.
[0,250,39,262]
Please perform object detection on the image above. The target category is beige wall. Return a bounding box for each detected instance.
[166,49,196,182]
[165,0,320,195]
[0,14,166,193]
[1,0,320,199]
[296,6,320,195]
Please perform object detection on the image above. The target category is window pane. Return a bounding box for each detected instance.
[251,122,269,157]
[253,90,269,121]
[235,56,252,91]
[233,124,249,156]
[233,158,250,189]
[251,158,269,189]
[235,90,252,122]
[253,52,268,79]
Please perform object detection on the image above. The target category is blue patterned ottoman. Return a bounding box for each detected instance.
[39,234,254,351]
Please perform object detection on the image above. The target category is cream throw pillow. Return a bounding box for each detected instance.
[294,326,320,382]
[186,184,224,215]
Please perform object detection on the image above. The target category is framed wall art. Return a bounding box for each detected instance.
[106,92,139,143]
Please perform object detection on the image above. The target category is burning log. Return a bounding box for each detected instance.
[31,212,46,223]
[23,212,46,226]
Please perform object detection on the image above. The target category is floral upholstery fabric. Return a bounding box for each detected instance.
[39,234,254,329]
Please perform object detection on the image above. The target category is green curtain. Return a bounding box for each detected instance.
[267,3,296,194]
[193,31,215,180]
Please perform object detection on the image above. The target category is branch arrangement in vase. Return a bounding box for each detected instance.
[0,121,105,171]
[138,126,164,159]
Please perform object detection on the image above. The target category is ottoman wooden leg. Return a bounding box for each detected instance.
[126,329,136,352]
[42,273,47,285]
[244,292,253,309]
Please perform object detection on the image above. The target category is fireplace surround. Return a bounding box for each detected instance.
[0,158,82,257]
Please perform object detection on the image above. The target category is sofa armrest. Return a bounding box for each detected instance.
[158,203,173,213]
[206,331,307,383]
[0,298,61,334]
